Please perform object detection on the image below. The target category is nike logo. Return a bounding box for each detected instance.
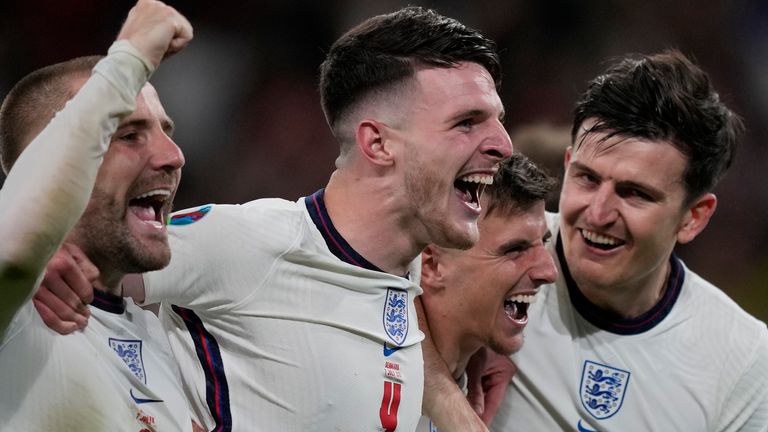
[130,388,164,405]
[577,419,598,432]
[383,343,402,357]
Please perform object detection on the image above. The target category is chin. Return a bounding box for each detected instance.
[489,336,524,357]
[437,223,478,250]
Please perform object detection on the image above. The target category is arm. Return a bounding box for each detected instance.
[417,298,489,432]
[0,40,152,334]
[1,0,192,334]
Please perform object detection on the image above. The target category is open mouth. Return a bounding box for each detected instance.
[454,174,493,209]
[128,189,171,229]
[504,294,536,324]
[580,229,625,251]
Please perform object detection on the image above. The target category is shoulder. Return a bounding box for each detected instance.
[166,198,310,257]
[681,264,767,346]
[169,198,304,228]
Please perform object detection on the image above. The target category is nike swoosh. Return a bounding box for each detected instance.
[383,343,402,357]
[577,419,598,432]
[130,388,164,405]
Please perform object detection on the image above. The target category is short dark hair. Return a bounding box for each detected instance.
[571,49,743,203]
[0,55,101,174]
[484,152,556,218]
[319,6,500,133]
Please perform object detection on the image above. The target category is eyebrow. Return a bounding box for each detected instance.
[116,117,176,136]
[569,161,665,197]
[446,108,506,124]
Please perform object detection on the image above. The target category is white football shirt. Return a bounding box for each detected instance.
[143,190,425,431]
[492,213,768,432]
[0,293,190,431]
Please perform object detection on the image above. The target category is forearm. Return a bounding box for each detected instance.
[0,42,153,328]
[424,371,488,432]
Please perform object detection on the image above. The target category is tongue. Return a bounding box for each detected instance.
[504,301,518,320]
[130,204,156,222]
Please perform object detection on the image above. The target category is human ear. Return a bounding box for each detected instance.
[420,245,446,295]
[677,193,717,244]
[355,119,394,166]
[564,146,573,169]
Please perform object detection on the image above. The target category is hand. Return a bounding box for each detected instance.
[466,347,517,426]
[117,0,193,68]
[33,243,97,334]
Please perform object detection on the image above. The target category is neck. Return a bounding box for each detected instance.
[93,268,124,296]
[324,170,425,275]
[426,302,479,379]
[572,259,671,320]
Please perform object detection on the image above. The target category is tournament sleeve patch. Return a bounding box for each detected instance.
[169,205,212,225]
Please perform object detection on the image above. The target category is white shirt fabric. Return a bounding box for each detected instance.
[492,213,768,432]
[0,293,190,432]
[0,43,190,431]
[143,190,425,431]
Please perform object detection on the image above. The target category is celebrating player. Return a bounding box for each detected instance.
[492,50,768,431]
[0,1,199,430]
[416,153,558,431]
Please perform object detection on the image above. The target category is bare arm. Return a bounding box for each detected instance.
[417,298,489,432]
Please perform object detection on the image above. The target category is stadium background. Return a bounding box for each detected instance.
[1,0,766,320]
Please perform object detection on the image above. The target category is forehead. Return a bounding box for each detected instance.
[476,202,547,247]
[127,83,169,123]
[573,126,686,173]
[409,62,501,116]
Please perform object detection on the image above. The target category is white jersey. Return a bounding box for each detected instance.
[0,293,190,431]
[492,213,768,432]
[143,190,425,431]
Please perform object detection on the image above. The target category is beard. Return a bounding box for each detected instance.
[402,149,477,250]
[72,187,172,276]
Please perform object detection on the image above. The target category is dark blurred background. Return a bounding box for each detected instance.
[1,0,765,320]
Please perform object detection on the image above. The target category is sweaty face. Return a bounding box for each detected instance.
[71,84,184,276]
[393,62,513,250]
[559,123,691,312]
[437,201,556,356]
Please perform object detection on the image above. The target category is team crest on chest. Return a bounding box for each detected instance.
[580,360,630,420]
[109,338,147,383]
[383,288,408,346]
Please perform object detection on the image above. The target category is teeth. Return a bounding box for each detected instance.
[134,189,171,200]
[459,174,494,185]
[581,229,618,246]
[507,294,536,304]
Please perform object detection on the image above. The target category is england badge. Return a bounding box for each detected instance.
[382,288,408,346]
[109,338,147,383]
[580,360,631,420]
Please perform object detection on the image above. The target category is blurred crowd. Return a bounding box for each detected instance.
[1,0,765,319]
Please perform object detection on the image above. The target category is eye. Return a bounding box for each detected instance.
[455,118,475,130]
[582,173,598,184]
[618,187,654,202]
[118,132,139,142]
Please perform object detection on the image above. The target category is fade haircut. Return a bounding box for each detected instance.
[0,55,102,174]
[319,6,500,151]
[572,49,743,204]
[484,153,556,219]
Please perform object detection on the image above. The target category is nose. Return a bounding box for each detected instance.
[584,184,618,227]
[530,246,558,286]
[480,120,513,161]
[150,131,185,172]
